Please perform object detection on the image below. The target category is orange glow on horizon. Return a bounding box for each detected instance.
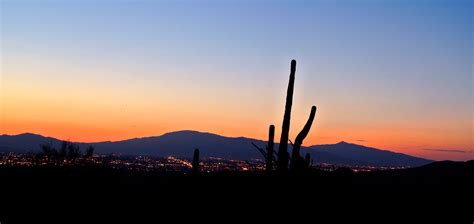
[2,116,472,161]
[1,60,472,162]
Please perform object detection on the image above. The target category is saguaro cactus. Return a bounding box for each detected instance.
[290,105,317,170]
[192,148,200,174]
[266,125,275,171]
[251,124,276,171]
[254,60,317,172]
[277,59,296,172]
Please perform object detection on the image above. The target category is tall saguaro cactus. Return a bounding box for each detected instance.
[192,148,200,174]
[277,59,296,172]
[266,125,275,171]
[290,106,317,170]
[253,59,317,172]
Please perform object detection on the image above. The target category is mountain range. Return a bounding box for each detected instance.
[0,130,433,167]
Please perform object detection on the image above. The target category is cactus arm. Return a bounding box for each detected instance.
[291,106,317,169]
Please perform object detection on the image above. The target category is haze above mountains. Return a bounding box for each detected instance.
[0,130,433,167]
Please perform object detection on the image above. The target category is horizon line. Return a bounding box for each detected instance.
[1,129,376,147]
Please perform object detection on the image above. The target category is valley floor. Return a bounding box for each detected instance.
[0,161,472,223]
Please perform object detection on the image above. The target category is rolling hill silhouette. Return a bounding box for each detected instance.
[0,130,432,167]
[304,141,433,166]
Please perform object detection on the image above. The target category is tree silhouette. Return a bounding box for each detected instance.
[85,146,95,158]
[38,141,83,166]
[67,143,81,164]
[58,141,68,165]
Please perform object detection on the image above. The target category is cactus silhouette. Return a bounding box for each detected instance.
[290,105,317,170]
[277,59,296,172]
[192,148,200,174]
[266,125,275,171]
[251,125,277,172]
[253,60,317,172]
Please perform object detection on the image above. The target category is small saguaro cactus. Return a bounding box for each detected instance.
[251,124,277,172]
[266,125,275,171]
[192,148,200,174]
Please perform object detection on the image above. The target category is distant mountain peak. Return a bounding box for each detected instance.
[164,130,210,135]
[19,132,44,137]
[1,132,46,138]
[165,130,200,134]
[161,130,221,138]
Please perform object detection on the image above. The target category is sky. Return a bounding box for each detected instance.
[0,0,472,161]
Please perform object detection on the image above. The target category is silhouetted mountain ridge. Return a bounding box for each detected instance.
[0,131,433,167]
[305,141,432,166]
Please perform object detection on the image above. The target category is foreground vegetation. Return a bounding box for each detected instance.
[0,160,472,223]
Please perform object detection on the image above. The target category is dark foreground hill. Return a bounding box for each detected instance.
[0,131,432,167]
[0,161,472,223]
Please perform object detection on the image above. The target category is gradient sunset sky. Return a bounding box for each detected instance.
[1,0,472,161]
